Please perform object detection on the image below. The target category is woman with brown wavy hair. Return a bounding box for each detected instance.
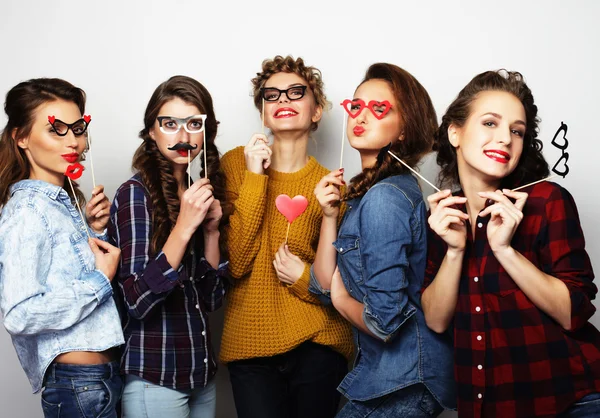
[0,78,124,417]
[311,63,455,417]
[422,70,600,417]
[108,75,227,418]
[220,55,352,418]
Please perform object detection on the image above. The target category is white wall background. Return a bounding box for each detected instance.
[1,0,599,416]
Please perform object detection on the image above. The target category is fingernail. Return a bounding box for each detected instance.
[339,168,344,173]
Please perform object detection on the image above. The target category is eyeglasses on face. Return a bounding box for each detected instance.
[156,115,207,135]
[261,85,308,102]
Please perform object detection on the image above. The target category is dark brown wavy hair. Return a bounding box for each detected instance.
[344,63,438,200]
[251,55,329,132]
[0,78,86,207]
[434,69,549,189]
[132,75,226,257]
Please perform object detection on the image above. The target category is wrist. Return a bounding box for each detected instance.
[446,248,465,261]
[492,245,516,260]
[173,223,194,242]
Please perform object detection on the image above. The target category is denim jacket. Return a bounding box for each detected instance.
[0,180,124,393]
[310,174,455,409]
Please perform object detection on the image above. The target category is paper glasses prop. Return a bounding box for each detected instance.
[161,114,208,187]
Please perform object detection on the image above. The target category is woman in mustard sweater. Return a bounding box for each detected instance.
[220,55,353,418]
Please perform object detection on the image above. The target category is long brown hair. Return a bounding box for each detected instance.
[345,63,438,200]
[0,78,86,207]
[434,69,549,189]
[132,75,226,257]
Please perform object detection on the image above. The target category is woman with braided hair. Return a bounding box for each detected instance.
[109,75,227,418]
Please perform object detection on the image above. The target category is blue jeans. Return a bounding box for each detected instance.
[121,374,217,418]
[336,383,443,418]
[558,393,600,417]
[41,361,123,418]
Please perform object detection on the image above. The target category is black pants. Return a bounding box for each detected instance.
[228,341,348,418]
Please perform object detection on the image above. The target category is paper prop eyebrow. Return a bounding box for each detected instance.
[512,122,569,191]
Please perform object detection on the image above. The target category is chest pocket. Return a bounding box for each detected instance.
[69,231,95,272]
[334,235,365,285]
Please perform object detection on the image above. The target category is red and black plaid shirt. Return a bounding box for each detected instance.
[423,181,600,417]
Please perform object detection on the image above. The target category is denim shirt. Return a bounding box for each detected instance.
[310,174,456,409]
[0,180,124,393]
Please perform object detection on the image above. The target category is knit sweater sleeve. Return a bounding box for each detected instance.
[222,147,269,279]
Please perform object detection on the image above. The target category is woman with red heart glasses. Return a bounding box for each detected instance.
[0,78,124,417]
[421,70,600,417]
[311,63,456,417]
[108,76,227,418]
[220,55,352,418]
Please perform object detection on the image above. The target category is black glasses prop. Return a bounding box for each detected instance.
[512,121,570,191]
[48,115,91,136]
[261,85,307,102]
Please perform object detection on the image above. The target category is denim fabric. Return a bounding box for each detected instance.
[41,361,123,418]
[558,392,600,417]
[121,374,217,418]
[309,175,455,410]
[0,180,124,393]
[336,383,443,418]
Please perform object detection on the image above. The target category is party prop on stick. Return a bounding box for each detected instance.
[387,150,441,192]
[275,194,309,244]
[64,163,91,240]
[159,114,208,184]
[262,97,266,136]
[82,115,97,189]
[512,122,569,192]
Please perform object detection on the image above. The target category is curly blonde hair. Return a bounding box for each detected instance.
[251,55,329,132]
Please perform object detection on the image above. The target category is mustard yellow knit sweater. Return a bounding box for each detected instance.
[219,146,353,363]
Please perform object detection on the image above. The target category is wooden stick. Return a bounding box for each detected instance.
[387,150,441,192]
[68,178,91,240]
[87,129,96,189]
[203,140,208,180]
[262,98,266,136]
[188,149,192,188]
[512,175,558,191]
[339,112,346,169]
[285,222,290,244]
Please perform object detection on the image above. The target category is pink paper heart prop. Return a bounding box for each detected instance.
[275,194,308,224]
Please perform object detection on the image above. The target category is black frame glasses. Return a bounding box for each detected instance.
[260,85,308,102]
[48,116,90,137]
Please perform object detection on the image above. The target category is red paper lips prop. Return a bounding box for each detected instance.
[65,163,85,180]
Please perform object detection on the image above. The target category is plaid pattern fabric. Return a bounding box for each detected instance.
[109,175,227,390]
[423,181,600,417]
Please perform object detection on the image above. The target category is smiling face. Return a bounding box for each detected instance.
[150,97,204,166]
[347,79,404,160]
[449,90,525,184]
[17,99,87,186]
[262,72,322,136]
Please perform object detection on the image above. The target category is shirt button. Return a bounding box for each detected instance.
[81,226,86,231]
[195,304,200,310]
[340,248,344,252]
[477,222,483,228]
[474,277,479,282]
[204,358,208,363]
[477,335,482,341]
[478,393,483,399]
[179,284,185,288]
[475,306,481,312]
[202,331,206,336]
[477,365,483,370]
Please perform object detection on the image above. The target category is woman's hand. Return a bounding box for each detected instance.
[86,185,110,233]
[314,169,345,218]
[176,178,215,238]
[478,189,528,254]
[273,244,305,285]
[202,197,222,234]
[427,190,469,253]
[89,238,121,281]
[244,134,272,174]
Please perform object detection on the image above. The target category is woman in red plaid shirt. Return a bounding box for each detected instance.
[422,70,600,417]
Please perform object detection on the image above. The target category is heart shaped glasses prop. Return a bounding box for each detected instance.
[340,99,392,120]
[275,194,309,244]
[64,163,91,239]
[512,122,570,191]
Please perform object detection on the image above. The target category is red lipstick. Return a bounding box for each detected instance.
[484,149,510,164]
[61,153,79,163]
[353,126,365,136]
[274,107,298,118]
